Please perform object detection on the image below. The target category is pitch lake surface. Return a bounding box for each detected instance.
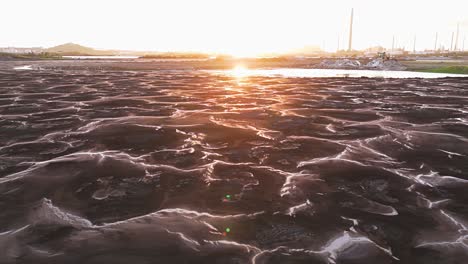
[1,67,468,263]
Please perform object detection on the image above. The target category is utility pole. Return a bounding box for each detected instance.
[348,8,354,52]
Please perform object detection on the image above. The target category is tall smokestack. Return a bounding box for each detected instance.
[463,36,466,51]
[337,36,340,52]
[392,36,395,51]
[413,35,416,53]
[348,8,354,52]
[434,32,438,51]
[454,23,459,51]
[450,32,454,51]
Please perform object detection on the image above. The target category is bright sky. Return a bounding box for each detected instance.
[1,0,467,56]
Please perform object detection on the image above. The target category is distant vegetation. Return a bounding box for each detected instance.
[0,52,62,60]
[421,66,468,75]
[140,52,210,59]
[47,44,212,58]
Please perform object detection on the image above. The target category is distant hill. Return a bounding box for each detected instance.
[46,43,114,56]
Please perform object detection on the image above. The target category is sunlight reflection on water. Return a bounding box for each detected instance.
[217,68,468,79]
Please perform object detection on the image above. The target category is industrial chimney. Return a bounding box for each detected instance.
[348,8,354,52]
[450,32,454,51]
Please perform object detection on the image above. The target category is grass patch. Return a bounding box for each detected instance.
[420,66,468,75]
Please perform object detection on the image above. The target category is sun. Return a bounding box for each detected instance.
[230,65,249,78]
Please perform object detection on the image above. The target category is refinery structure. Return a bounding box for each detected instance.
[341,8,465,55]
